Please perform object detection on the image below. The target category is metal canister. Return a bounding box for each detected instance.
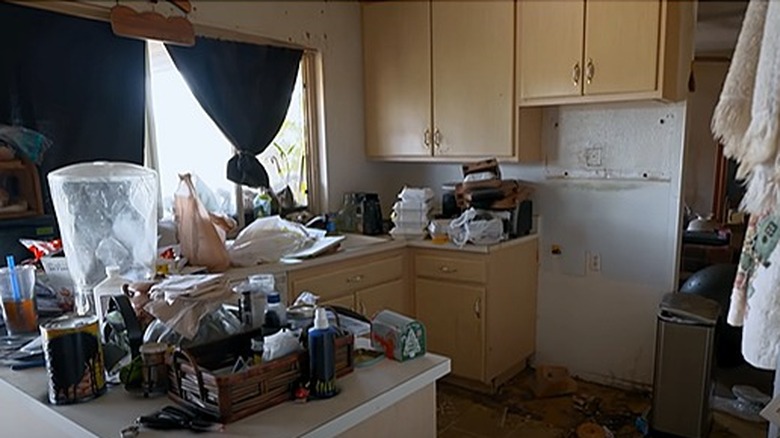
[41,315,106,404]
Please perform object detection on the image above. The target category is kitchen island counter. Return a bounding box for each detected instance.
[0,353,449,437]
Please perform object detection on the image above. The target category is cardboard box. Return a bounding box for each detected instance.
[371,310,425,361]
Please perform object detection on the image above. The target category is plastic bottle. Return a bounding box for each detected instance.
[93,266,129,326]
[308,307,338,399]
[265,292,287,328]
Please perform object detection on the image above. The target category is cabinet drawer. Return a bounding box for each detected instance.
[415,254,486,283]
[290,255,404,300]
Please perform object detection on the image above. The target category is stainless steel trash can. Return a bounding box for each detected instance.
[651,292,720,438]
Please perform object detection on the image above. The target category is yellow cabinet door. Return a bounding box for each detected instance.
[321,294,355,311]
[517,0,585,102]
[356,279,407,320]
[415,278,485,381]
[584,0,661,96]
[363,1,432,158]
[431,1,514,158]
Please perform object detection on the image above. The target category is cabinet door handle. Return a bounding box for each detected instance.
[346,274,364,283]
[423,129,431,150]
[439,265,457,273]
[474,297,481,319]
[360,301,366,316]
[433,129,442,150]
[586,58,595,85]
[572,62,581,87]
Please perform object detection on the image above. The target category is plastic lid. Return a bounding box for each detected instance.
[267,292,281,304]
[47,161,156,182]
[105,266,121,277]
[313,307,329,330]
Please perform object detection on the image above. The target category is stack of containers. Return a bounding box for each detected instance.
[390,187,434,240]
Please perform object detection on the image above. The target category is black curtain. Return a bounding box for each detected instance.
[0,2,146,213]
[166,38,303,188]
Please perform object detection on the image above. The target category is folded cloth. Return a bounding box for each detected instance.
[145,274,233,340]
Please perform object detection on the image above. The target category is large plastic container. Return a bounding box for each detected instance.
[48,162,158,315]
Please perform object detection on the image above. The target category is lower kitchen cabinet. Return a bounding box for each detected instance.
[412,237,538,389]
[415,278,485,381]
[321,294,355,310]
[356,278,407,319]
[288,249,410,318]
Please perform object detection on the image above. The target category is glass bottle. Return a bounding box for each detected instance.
[335,193,359,233]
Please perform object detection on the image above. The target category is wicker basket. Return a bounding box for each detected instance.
[168,332,354,423]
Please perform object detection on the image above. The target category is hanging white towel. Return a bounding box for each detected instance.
[712,0,767,164]
[714,0,780,370]
[713,0,780,215]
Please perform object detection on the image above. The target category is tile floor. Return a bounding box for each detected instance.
[436,370,768,438]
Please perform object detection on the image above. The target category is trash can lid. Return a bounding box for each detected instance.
[660,292,720,325]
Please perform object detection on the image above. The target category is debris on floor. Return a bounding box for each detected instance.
[531,365,578,398]
[437,368,767,437]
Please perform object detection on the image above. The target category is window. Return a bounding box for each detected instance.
[146,40,313,218]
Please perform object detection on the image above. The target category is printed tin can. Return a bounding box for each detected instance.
[41,315,106,404]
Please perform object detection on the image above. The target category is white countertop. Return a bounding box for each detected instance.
[0,353,450,438]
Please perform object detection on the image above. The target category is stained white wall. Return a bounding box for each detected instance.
[387,102,687,387]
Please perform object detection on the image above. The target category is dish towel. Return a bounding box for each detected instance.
[713,0,780,369]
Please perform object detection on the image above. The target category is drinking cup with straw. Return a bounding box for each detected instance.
[1,255,38,335]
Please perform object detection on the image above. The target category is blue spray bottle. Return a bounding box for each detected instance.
[308,307,338,398]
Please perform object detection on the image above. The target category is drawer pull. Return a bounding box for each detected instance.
[346,274,364,283]
[439,266,457,274]
[474,297,481,319]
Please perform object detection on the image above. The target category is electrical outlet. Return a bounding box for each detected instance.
[586,251,601,273]
[585,147,603,167]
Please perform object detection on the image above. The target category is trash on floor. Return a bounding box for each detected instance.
[531,364,578,398]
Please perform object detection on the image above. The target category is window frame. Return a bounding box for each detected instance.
[144,43,323,226]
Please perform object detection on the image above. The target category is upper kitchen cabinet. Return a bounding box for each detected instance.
[362,1,541,162]
[517,0,695,106]
[363,1,431,158]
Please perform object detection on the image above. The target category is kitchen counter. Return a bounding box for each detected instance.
[226,233,538,282]
[0,353,450,437]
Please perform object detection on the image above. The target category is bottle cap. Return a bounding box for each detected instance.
[313,307,329,330]
[267,292,281,304]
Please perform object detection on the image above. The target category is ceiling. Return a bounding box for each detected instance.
[695,0,748,56]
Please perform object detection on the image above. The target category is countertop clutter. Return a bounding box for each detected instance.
[0,352,450,437]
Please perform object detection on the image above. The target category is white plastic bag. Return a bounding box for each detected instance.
[228,216,311,266]
[448,208,507,247]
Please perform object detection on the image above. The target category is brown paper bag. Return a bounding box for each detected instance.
[173,174,231,272]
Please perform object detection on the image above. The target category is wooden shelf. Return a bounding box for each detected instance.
[0,160,26,171]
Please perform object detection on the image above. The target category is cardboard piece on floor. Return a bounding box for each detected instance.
[530,364,578,398]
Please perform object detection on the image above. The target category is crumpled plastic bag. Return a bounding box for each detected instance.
[0,124,52,164]
[174,174,234,272]
[448,208,508,247]
[228,215,312,266]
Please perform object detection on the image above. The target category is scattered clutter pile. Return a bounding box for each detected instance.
[389,186,434,240]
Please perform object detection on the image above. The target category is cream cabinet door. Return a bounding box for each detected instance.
[355,279,407,319]
[363,1,432,158]
[431,1,514,158]
[321,294,355,311]
[584,0,661,96]
[415,278,485,381]
[517,0,585,102]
